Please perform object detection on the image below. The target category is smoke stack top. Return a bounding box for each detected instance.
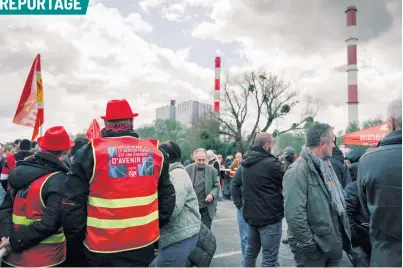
[346,5,359,123]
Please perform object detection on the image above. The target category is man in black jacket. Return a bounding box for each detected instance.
[241,132,284,267]
[0,126,73,267]
[357,97,402,267]
[344,148,368,266]
[329,139,351,188]
[345,178,371,266]
[61,99,176,267]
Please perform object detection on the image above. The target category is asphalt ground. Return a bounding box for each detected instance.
[210,200,353,267]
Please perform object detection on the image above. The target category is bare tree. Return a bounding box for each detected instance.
[208,73,251,152]
[274,95,319,136]
[210,70,318,152]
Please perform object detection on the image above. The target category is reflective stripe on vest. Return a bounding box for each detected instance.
[84,136,163,253]
[229,159,241,177]
[4,172,66,267]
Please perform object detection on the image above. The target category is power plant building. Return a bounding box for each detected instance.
[156,100,212,126]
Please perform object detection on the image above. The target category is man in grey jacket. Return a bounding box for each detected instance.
[357,97,402,267]
[283,123,351,267]
[185,148,220,229]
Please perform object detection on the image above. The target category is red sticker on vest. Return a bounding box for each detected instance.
[107,146,155,178]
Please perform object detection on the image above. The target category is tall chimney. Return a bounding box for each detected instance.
[346,6,359,123]
[214,56,221,114]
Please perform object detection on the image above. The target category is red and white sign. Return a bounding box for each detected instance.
[343,123,390,146]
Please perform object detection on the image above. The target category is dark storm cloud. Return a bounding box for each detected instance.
[321,0,400,42]
[202,0,400,56]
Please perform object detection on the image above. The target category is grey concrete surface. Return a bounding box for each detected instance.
[210,200,353,267]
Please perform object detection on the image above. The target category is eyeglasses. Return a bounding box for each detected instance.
[319,124,330,142]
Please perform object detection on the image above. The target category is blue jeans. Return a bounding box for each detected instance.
[237,209,248,264]
[0,184,5,206]
[151,235,198,267]
[244,220,282,267]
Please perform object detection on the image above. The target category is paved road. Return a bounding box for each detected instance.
[210,200,353,267]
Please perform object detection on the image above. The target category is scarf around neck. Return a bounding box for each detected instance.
[101,122,135,136]
[302,145,346,216]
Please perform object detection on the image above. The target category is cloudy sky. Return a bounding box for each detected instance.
[0,0,401,142]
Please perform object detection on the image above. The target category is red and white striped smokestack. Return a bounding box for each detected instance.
[346,5,359,123]
[214,56,221,114]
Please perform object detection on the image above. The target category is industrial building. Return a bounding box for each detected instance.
[155,100,212,126]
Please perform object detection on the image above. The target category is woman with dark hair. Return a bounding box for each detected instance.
[152,141,201,267]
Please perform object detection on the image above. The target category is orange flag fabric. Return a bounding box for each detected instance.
[85,119,101,139]
[12,54,44,141]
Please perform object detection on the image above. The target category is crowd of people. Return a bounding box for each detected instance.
[0,96,401,267]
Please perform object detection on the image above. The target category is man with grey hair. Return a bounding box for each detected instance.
[283,123,351,267]
[357,97,402,267]
[185,148,220,229]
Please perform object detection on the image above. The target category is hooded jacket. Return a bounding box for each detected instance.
[0,152,68,253]
[241,146,284,227]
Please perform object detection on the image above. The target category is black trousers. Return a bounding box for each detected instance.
[200,207,212,230]
[84,243,155,267]
[1,180,8,191]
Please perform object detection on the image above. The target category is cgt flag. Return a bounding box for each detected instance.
[12,54,44,141]
[85,118,101,139]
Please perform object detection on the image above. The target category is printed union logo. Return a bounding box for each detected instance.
[0,0,89,15]
[128,167,137,177]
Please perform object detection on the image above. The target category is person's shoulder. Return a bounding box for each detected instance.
[207,164,218,174]
[43,170,68,190]
[362,143,401,161]
[185,163,195,169]
[74,143,93,159]
[284,157,308,178]
[264,154,280,163]
[47,170,68,180]
[171,166,192,183]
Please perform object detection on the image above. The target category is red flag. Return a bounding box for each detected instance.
[12,54,44,141]
[85,119,101,139]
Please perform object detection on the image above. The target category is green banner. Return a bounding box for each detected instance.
[0,0,89,15]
